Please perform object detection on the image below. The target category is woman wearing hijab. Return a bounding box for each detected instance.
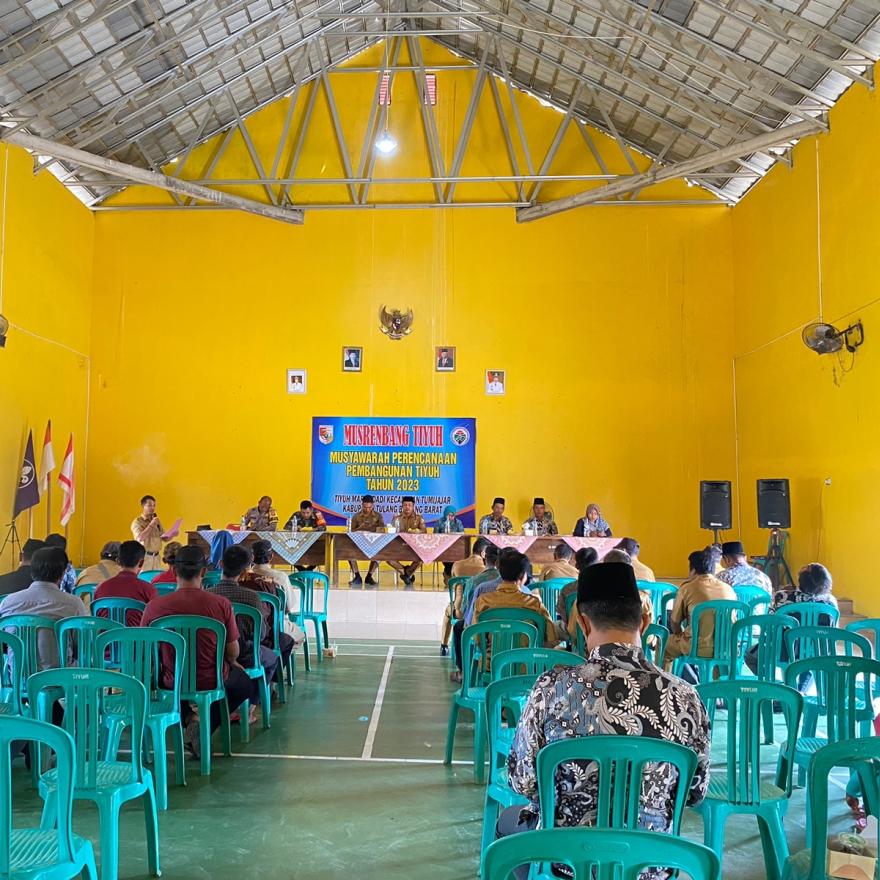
[573,503,613,537]
[436,505,465,583]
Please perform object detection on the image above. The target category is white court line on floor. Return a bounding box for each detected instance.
[361,645,395,759]
[338,651,447,660]
[336,642,438,650]
[217,752,470,766]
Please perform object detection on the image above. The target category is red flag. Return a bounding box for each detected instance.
[38,420,55,492]
[58,434,75,527]
[13,431,40,518]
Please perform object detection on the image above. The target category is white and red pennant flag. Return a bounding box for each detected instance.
[58,434,75,527]
[38,420,55,491]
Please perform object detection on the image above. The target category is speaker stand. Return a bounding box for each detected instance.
[762,528,793,590]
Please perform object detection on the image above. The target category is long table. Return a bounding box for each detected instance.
[186,530,330,569]
[482,535,619,564]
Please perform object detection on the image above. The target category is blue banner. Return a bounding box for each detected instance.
[311,417,477,527]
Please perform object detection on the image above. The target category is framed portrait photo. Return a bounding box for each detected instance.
[287,369,307,394]
[486,369,506,396]
[342,346,362,372]
[435,346,456,372]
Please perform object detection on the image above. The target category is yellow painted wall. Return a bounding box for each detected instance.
[732,63,880,613]
[0,144,94,569]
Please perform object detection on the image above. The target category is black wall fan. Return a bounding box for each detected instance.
[802,320,864,354]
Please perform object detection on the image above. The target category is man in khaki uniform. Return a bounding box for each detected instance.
[615,537,655,582]
[348,494,385,587]
[540,543,579,582]
[131,494,164,572]
[664,547,736,679]
[441,537,490,655]
[389,496,427,587]
[76,542,122,587]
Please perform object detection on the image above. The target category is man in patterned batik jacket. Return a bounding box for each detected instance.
[498,562,711,880]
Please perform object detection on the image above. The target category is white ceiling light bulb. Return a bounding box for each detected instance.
[375,131,397,155]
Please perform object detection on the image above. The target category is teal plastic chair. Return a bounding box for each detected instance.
[55,617,123,669]
[155,583,177,597]
[201,571,222,587]
[445,620,539,783]
[534,578,574,615]
[480,607,550,652]
[671,599,750,682]
[845,618,880,658]
[255,590,294,695]
[73,583,98,605]
[641,623,669,666]
[230,603,272,741]
[734,584,771,615]
[0,715,98,879]
[785,625,871,663]
[782,737,880,880]
[637,581,678,625]
[28,668,160,880]
[138,571,163,582]
[289,572,330,663]
[92,597,147,628]
[730,614,797,744]
[0,631,24,716]
[96,628,187,812]
[694,679,802,880]
[784,655,880,787]
[482,675,533,869]
[537,735,698,833]
[447,576,472,666]
[779,601,840,628]
[491,647,584,681]
[148,614,232,776]
[483,827,720,880]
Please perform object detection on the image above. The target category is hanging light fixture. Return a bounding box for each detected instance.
[375,131,398,155]
[374,36,397,156]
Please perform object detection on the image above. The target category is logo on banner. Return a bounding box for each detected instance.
[318,425,334,445]
[450,426,470,447]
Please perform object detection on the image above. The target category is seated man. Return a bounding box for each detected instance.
[388,496,427,587]
[141,546,258,758]
[0,538,44,596]
[44,533,76,593]
[664,548,736,680]
[285,500,327,572]
[556,547,598,633]
[715,540,772,592]
[243,496,279,531]
[522,497,558,536]
[463,544,503,625]
[151,542,182,585]
[440,537,490,656]
[479,497,513,535]
[499,562,710,877]
[348,494,384,586]
[75,541,121,588]
[0,546,88,669]
[615,537,655,582]
[540,543,578,582]
[94,540,158,625]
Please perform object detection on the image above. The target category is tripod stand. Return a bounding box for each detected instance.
[762,528,793,589]
[0,520,22,572]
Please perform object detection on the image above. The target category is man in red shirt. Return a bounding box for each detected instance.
[94,540,158,625]
[140,545,257,758]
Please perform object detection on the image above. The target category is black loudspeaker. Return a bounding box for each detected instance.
[757,478,791,529]
[700,481,732,530]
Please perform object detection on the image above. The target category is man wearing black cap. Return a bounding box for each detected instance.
[388,496,427,587]
[522,498,558,536]
[716,540,772,593]
[478,498,513,535]
[0,538,44,596]
[500,562,710,874]
[348,494,385,586]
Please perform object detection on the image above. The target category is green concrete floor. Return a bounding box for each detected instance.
[9,641,863,878]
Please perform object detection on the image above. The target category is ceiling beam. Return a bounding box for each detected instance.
[3,131,304,225]
[517,118,820,221]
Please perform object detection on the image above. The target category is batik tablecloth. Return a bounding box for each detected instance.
[256,530,325,565]
[397,533,464,564]
[346,532,400,559]
[484,535,537,553]
[561,537,618,559]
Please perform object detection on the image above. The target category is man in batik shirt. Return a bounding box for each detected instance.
[478,497,513,535]
[499,562,711,880]
[522,497,558,536]
[715,540,773,593]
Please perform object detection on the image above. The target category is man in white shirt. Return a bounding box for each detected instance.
[250,540,306,647]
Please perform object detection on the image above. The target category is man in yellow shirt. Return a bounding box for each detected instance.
[131,495,164,572]
[389,496,427,587]
[540,543,579,582]
[441,537,490,655]
[615,537,655,582]
[473,548,557,646]
[664,547,736,680]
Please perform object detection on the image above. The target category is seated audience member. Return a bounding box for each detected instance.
[540,543,579,582]
[615,537,655,582]
[463,544,504,625]
[707,543,723,575]
[573,503,612,537]
[249,539,306,649]
[498,563,710,875]
[0,539,44,596]
[664,548,736,681]
[472,549,557,646]
[44,533,76,594]
[141,546,258,757]
[715,540,772,592]
[76,541,121,588]
[94,540,158,625]
[556,547,599,630]
[440,537,490,657]
[151,542,182,585]
[0,546,88,669]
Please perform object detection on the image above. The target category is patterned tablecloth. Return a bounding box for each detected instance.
[195,529,325,565]
[346,532,400,559]
[484,535,537,553]
[398,533,463,564]
[197,530,252,547]
[561,537,619,559]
